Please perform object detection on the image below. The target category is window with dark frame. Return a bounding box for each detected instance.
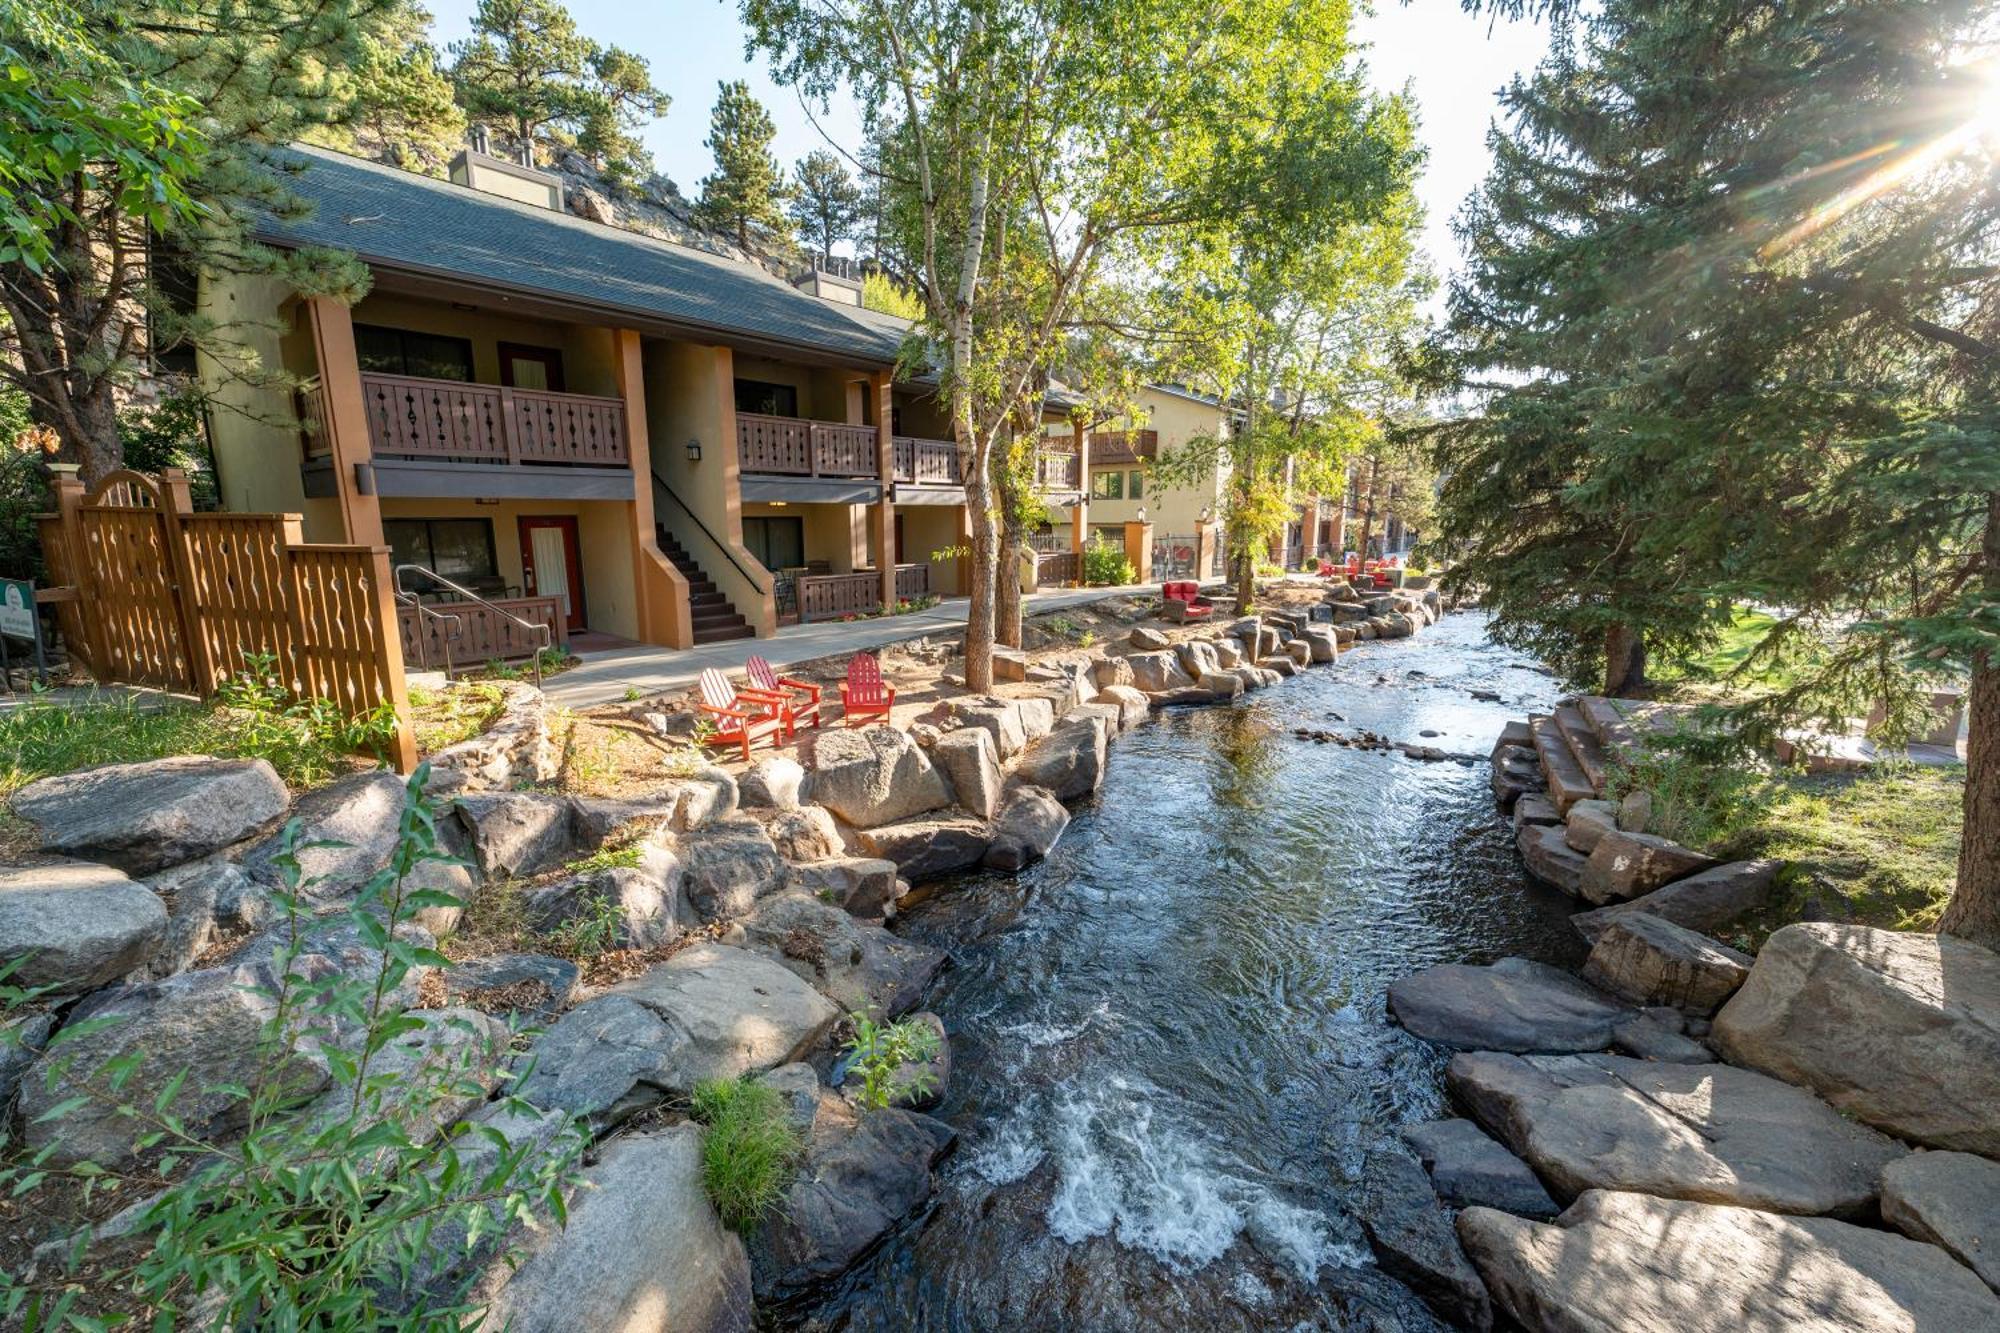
[1091,469,1124,500]
[1128,469,1145,499]
[734,378,801,417]
[354,325,476,382]
[742,515,806,571]
[384,517,499,585]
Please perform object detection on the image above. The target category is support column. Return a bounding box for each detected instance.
[615,328,692,648]
[1196,524,1217,584]
[872,370,896,611]
[302,297,384,548]
[1069,419,1089,555]
[1124,519,1154,585]
[1300,499,1318,564]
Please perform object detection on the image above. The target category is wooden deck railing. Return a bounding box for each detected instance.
[359,372,628,467]
[1087,429,1158,464]
[798,564,932,621]
[1037,448,1081,491]
[737,412,881,478]
[892,435,964,485]
[895,563,931,602]
[1037,550,1080,585]
[396,594,565,668]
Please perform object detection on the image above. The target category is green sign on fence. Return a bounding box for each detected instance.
[0,579,35,640]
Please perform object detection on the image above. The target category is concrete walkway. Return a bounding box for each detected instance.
[539,583,1181,709]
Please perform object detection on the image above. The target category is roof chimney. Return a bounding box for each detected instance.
[448,132,566,212]
[470,123,491,155]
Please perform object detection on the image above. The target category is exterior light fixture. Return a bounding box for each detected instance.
[686,438,703,462]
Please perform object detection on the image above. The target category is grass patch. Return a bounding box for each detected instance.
[408,681,506,753]
[688,1076,803,1234]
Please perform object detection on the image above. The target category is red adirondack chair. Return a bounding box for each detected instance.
[838,652,896,726]
[747,654,821,737]
[1161,580,1213,623]
[696,667,785,761]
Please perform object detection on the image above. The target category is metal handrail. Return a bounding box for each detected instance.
[395,590,465,677]
[393,564,552,686]
[651,472,772,594]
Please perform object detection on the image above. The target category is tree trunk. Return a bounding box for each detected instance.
[1603,623,1647,697]
[1940,494,2000,950]
[998,529,1023,648]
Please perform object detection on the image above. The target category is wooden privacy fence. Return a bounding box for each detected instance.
[37,469,416,771]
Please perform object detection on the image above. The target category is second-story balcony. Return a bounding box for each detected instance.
[892,435,965,487]
[1087,429,1159,465]
[1037,447,1081,493]
[735,411,888,505]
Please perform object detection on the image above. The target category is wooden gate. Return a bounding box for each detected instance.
[38,469,416,771]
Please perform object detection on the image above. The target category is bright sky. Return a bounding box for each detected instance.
[422,0,1548,305]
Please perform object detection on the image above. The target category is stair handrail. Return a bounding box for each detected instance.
[650,471,772,594]
[393,564,553,687]
[394,589,465,677]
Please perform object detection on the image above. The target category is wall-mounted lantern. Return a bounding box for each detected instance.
[686,438,703,462]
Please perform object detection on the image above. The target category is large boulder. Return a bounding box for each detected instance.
[452,791,576,880]
[1516,824,1586,895]
[1198,670,1245,700]
[141,858,261,980]
[746,805,843,863]
[12,755,288,874]
[739,755,806,810]
[747,1075,953,1301]
[1301,627,1339,663]
[801,727,953,829]
[0,1012,52,1113]
[477,1125,752,1333]
[1578,830,1718,905]
[1126,650,1195,694]
[1561,799,1619,854]
[0,859,166,991]
[296,1006,507,1150]
[1088,656,1135,690]
[1571,859,1781,944]
[1403,1119,1557,1220]
[1713,922,2000,1156]
[1458,1190,2000,1332]
[1093,684,1150,730]
[724,890,946,1017]
[525,845,690,952]
[1490,745,1543,810]
[611,944,839,1086]
[1353,1149,1493,1330]
[1388,957,1632,1053]
[512,994,685,1130]
[240,769,405,890]
[439,952,580,1023]
[1129,626,1170,651]
[918,696,1027,760]
[679,819,789,921]
[785,857,902,919]
[1175,639,1220,680]
[932,727,1002,819]
[1580,912,1751,1015]
[984,786,1070,872]
[853,813,992,882]
[1013,714,1108,802]
[1880,1151,2000,1294]
[1447,1051,1904,1217]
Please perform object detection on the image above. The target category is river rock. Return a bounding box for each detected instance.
[12,755,288,874]
[984,785,1070,872]
[1571,858,1781,944]
[679,819,788,921]
[1447,1051,1904,1217]
[1458,1189,2000,1332]
[241,769,405,891]
[1512,795,1560,830]
[1199,670,1245,700]
[740,755,805,810]
[478,1125,751,1333]
[1388,957,1632,1053]
[746,805,842,863]
[1516,824,1587,895]
[1127,650,1195,694]
[933,727,1002,819]
[512,994,682,1129]
[1580,912,1751,1015]
[922,696,1030,760]
[801,726,952,829]
[1403,1119,1558,1219]
[1214,638,1244,669]
[525,839,689,950]
[1283,640,1311,668]
[1610,1011,1715,1063]
[440,952,580,1022]
[1093,683,1150,729]
[1014,714,1108,802]
[725,890,945,1017]
[786,856,902,917]
[749,1079,955,1300]
[1129,626,1170,651]
[1713,922,2000,1156]
[1302,627,1339,663]
[1013,695,1057,740]
[0,1012,52,1113]
[453,791,577,880]
[1089,656,1135,690]
[854,812,991,881]
[1491,745,1543,810]
[1176,639,1220,679]
[1260,654,1301,678]
[1880,1151,2000,1294]
[1561,799,1619,854]
[1578,830,1718,905]
[0,858,167,991]
[1353,1149,1493,1330]
[1149,685,1219,707]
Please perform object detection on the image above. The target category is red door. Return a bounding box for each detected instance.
[519,515,586,632]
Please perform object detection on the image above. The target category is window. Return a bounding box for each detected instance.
[742,516,806,571]
[1128,469,1144,499]
[354,325,475,382]
[1091,470,1124,500]
[734,378,800,417]
[385,518,498,584]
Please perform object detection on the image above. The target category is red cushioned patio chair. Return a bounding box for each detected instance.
[696,667,786,761]
[839,652,896,726]
[1161,580,1213,623]
[747,654,822,737]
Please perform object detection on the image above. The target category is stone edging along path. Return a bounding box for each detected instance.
[1376,704,2000,1331]
[0,580,1448,1324]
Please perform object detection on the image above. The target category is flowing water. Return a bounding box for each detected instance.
[794,613,1581,1333]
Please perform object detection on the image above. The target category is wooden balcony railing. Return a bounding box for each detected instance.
[737,411,880,478]
[397,594,565,667]
[1036,448,1081,492]
[1037,550,1080,585]
[895,563,931,602]
[1087,429,1158,464]
[359,372,628,467]
[892,435,964,485]
[798,564,932,621]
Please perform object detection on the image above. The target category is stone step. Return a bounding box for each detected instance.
[1531,715,1595,815]
[1578,696,1637,755]
[691,623,755,645]
[1553,703,1609,793]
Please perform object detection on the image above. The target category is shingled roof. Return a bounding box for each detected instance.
[259,144,904,366]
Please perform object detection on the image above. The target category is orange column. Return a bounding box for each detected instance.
[303,297,384,547]
[873,370,896,612]
[614,328,692,648]
[1124,519,1153,584]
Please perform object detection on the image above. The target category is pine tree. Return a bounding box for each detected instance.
[788,150,862,262]
[694,81,792,251]
[344,1,464,171]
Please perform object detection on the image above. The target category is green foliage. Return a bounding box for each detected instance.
[540,886,623,959]
[407,679,506,751]
[340,0,465,172]
[688,1076,802,1234]
[0,767,583,1328]
[789,149,861,261]
[694,80,792,250]
[1081,538,1135,587]
[839,1010,938,1112]
[862,270,923,319]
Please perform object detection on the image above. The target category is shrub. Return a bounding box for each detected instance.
[688,1076,802,1234]
[1081,539,1134,587]
[0,767,582,1329]
[839,1011,940,1111]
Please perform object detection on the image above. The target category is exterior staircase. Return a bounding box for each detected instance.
[655,526,754,645]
